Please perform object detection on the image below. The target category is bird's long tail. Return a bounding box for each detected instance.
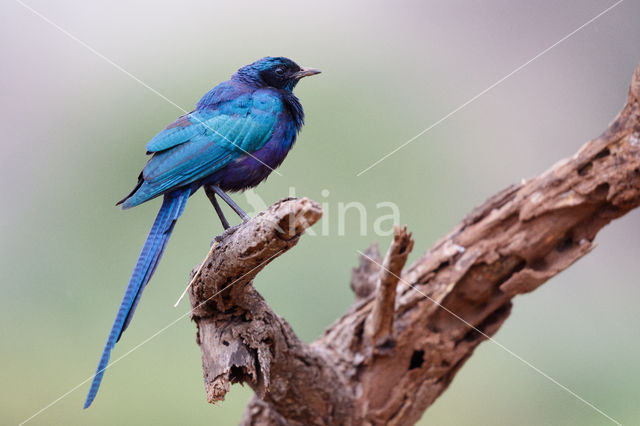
[83,187,191,409]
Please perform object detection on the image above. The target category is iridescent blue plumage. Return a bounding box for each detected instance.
[84,57,320,408]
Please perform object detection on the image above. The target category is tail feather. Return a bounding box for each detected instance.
[83,187,190,409]
[118,195,188,337]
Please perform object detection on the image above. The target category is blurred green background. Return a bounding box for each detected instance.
[2,1,639,424]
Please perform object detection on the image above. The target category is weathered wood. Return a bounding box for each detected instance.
[189,64,640,425]
[189,197,353,424]
[365,226,414,348]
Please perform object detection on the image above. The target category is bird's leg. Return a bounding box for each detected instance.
[211,185,251,222]
[204,186,230,230]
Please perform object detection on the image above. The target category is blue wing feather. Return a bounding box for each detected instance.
[145,109,217,153]
[122,90,281,208]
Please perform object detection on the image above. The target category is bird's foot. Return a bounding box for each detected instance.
[210,223,242,247]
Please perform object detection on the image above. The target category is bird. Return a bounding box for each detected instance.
[83,57,320,409]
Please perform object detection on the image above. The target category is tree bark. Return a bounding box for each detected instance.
[189,64,640,425]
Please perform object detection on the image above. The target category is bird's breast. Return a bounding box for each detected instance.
[206,113,298,192]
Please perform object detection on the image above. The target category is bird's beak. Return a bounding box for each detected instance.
[294,67,322,79]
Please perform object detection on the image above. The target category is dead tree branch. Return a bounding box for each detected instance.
[365,226,414,348]
[189,64,640,425]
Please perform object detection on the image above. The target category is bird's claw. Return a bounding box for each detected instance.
[210,223,242,246]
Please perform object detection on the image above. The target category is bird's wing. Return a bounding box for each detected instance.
[121,91,282,207]
[145,109,218,153]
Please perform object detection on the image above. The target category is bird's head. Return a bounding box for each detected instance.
[233,57,321,91]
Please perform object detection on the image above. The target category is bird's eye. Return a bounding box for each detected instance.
[274,67,285,76]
